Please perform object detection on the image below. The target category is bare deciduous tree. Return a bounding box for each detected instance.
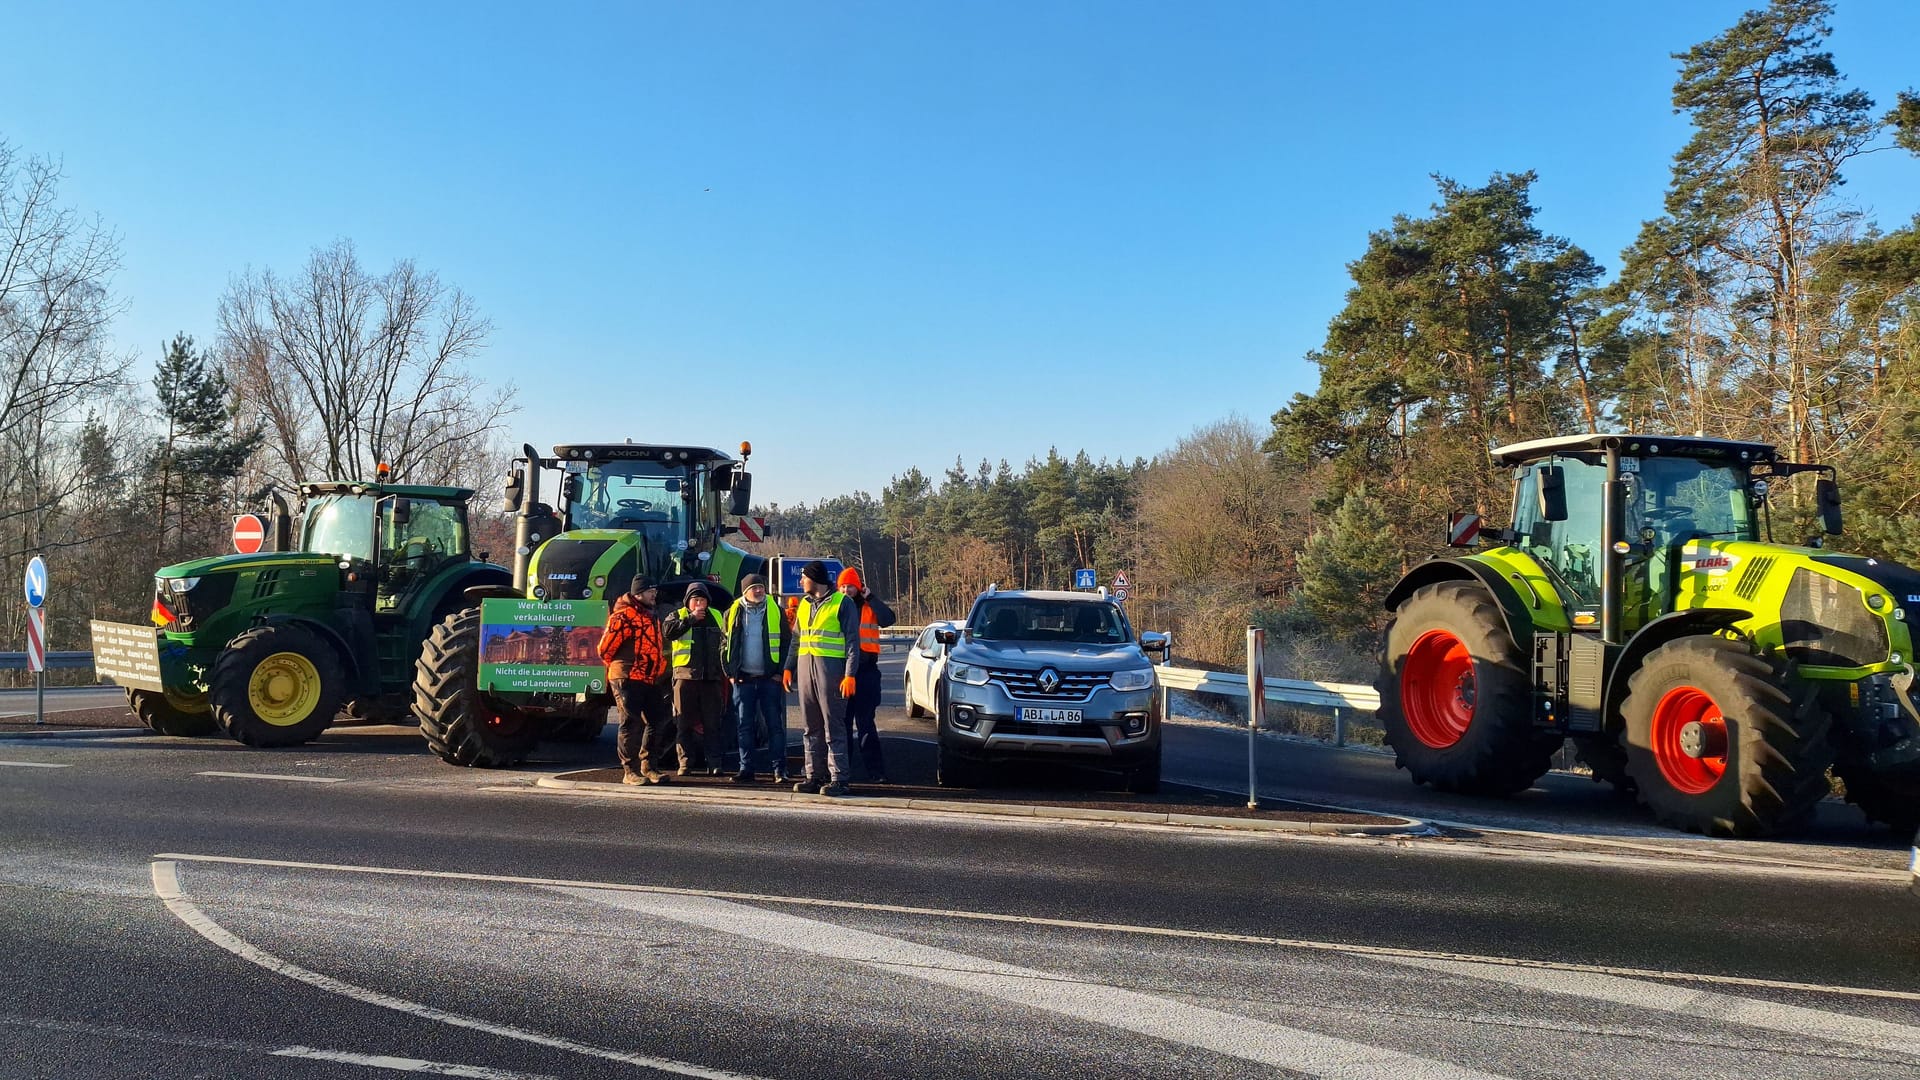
[218,239,515,486]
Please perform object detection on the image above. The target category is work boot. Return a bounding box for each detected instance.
[731,771,756,785]
[793,779,823,794]
[643,769,669,785]
[621,769,645,786]
[820,781,849,798]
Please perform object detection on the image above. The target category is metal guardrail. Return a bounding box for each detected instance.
[0,651,94,670]
[1153,665,1379,712]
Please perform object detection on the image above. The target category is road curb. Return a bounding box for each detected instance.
[0,727,147,740]
[533,773,1427,835]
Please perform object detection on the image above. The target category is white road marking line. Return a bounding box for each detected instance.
[564,886,1507,1080]
[0,760,71,768]
[150,861,769,1080]
[155,852,1920,1005]
[1384,955,1920,1060]
[195,771,345,783]
[273,1046,554,1077]
[0,1014,558,1079]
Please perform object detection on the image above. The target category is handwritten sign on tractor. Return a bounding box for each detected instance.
[90,620,165,692]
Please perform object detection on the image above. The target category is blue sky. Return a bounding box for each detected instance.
[9,1,1919,504]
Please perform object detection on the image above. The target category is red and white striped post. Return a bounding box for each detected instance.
[24,555,47,725]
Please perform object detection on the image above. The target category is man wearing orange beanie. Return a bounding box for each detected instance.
[837,566,896,783]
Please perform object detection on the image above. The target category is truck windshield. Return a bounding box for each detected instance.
[302,495,377,561]
[568,459,696,560]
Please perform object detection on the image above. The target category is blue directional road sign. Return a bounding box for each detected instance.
[23,555,46,609]
[771,555,846,597]
[1073,568,1096,590]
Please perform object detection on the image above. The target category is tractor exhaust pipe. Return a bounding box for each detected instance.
[269,490,293,552]
[511,442,540,593]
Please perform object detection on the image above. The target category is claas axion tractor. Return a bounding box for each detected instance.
[410,441,764,768]
[1379,433,1920,837]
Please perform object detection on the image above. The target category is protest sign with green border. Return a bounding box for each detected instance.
[478,598,609,694]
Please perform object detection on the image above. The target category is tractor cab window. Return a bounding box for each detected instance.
[302,495,377,562]
[1624,457,1757,548]
[1510,456,1606,606]
[380,498,467,573]
[569,460,693,581]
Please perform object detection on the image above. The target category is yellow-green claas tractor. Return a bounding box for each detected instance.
[411,441,762,768]
[1378,433,1920,838]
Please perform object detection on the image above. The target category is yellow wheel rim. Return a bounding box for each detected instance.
[247,651,322,726]
[164,686,210,715]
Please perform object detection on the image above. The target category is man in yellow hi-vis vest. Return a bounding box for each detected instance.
[664,581,729,775]
[723,573,797,784]
[792,560,862,796]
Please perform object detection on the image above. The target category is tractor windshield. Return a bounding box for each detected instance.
[566,458,721,559]
[1624,457,1758,546]
[302,494,377,561]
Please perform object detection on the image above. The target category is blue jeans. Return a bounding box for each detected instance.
[733,676,788,777]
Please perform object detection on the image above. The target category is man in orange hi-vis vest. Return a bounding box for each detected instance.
[837,566,896,783]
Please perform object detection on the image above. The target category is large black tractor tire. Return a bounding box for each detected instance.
[548,703,611,743]
[413,607,541,767]
[207,624,347,748]
[1834,761,1920,841]
[127,688,217,737]
[1571,734,1637,796]
[1620,636,1832,838]
[1376,581,1558,796]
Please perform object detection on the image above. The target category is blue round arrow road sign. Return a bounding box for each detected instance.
[23,555,47,608]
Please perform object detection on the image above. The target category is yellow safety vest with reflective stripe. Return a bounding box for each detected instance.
[725,598,785,666]
[796,594,848,658]
[670,606,721,668]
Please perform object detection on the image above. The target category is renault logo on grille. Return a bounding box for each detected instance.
[1037,668,1061,693]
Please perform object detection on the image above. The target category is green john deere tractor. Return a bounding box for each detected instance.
[99,483,511,747]
[411,441,763,768]
[1378,433,1920,838]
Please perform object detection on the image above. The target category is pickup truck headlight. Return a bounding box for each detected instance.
[1110,668,1154,692]
[948,662,990,686]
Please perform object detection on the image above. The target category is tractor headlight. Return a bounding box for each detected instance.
[1110,668,1155,692]
[948,663,990,686]
[1869,593,1887,612]
[166,577,201,594]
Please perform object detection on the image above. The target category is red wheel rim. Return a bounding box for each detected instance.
[1401,630,1475,749]
[1650,686,1726,794]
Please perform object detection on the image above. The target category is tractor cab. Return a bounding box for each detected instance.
[500,441,756,606]
[1495,435,1775,636]
[297,482,477,615]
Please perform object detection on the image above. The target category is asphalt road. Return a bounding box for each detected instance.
[2,662,1917,1078]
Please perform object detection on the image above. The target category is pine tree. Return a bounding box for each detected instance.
[151,333,264,562]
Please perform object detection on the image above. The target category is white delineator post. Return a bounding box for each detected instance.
[1246,625,1264,810]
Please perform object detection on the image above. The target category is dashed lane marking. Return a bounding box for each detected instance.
[153,852,1920,1005]
[195,771,345,783]
[0,760,71,768]
[562,886,1510,1080]
[0,1014,558,1079]
[150,861,772,1080]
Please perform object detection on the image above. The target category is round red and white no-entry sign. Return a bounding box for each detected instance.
[232,513,267,554]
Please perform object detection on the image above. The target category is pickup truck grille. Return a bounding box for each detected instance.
[987,668,1111,702]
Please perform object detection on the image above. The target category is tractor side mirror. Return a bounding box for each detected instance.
[1816,477,1843,535]
[559,473,582,507]
[502,465,525,514]
[390,499,411,528]
[1538,465,1568,522]
[727,471,752,517]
